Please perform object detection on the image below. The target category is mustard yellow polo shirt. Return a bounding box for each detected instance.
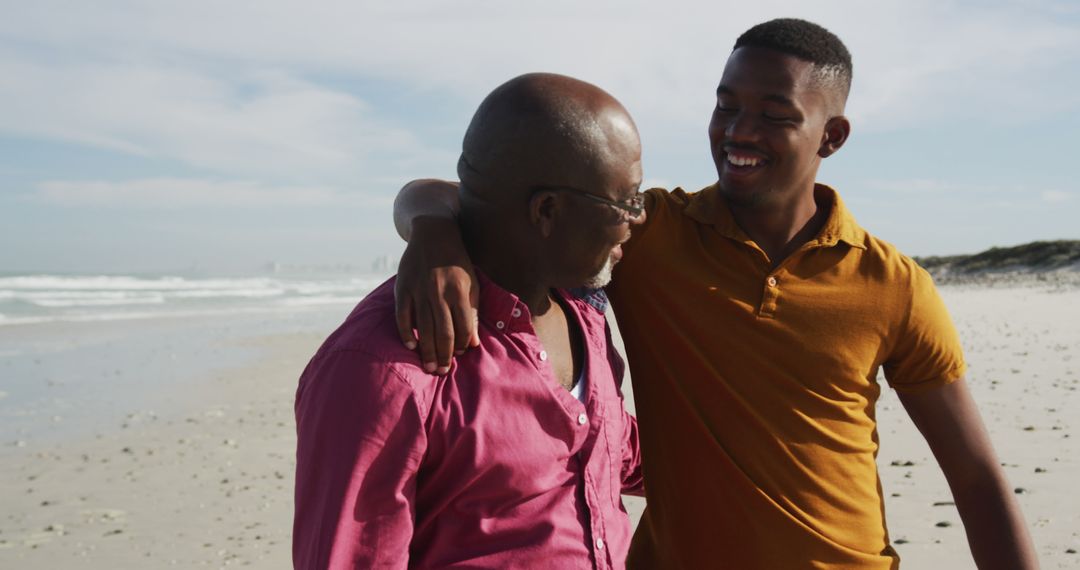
[608,184,966,569]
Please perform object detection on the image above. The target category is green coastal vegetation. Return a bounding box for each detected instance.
[915,240,1080,276]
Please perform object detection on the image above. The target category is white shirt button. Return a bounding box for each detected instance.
[767,276,778,287]
[595,537,605,550]
[577,413,588,425]
[495,320,505,330]
[539,350,548,361]
[511,308,522,318]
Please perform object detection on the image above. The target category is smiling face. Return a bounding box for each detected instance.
[708,46,844,210]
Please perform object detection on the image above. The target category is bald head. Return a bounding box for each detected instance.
[458,73,640,200]
[454,73,643,292]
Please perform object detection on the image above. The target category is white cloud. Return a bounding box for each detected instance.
[0,56,445,184]
[36,177,389,209]
[1041,190,1072,203]
[3,1,1078,135]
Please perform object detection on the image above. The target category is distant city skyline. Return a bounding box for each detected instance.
[2,1,1078,273]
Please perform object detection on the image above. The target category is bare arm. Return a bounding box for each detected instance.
[393,178,461,241]
[392,179,479,374]
[898,378,1039,569]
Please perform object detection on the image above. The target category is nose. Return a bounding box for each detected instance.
[710,105,758,144]
[724,111,759,143]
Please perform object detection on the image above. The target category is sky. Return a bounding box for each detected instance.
[2,0,1079,274]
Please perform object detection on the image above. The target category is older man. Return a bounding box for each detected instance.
[390,19,1037,570]
[293,73,645,569]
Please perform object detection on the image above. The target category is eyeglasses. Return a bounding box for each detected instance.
[533,185,645,220]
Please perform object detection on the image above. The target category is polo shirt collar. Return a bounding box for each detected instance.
[812,184,867,250]
[684,182,866,250]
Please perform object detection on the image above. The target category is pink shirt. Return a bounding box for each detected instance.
[294,274,644,569]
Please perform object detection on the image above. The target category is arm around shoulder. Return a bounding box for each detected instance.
[391,178,479,373]
[294,350,428,569]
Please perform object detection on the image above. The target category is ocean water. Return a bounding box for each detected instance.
[0,271,391,443]
[0,272,391,327]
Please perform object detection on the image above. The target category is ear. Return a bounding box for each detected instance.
[529,190,559,238]
[818,115,851,158]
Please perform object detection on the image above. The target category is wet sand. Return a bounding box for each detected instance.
[0,283,1076,568]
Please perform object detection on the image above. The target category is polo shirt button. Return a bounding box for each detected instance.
[595,537,605,550]
[767,276,778,287]
[539,350,548,361]
[511,308,522,318]
[577,413,588,425]
[495,320,506,330]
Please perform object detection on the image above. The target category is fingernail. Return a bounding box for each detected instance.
[423,362,436,373]
[405,340,417,350]
[437,366,450,375]
[454,350,464,356]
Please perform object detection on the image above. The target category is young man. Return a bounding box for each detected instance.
[391,19,1038,570]
[294,73,645,569]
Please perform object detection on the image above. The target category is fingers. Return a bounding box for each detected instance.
[469,316,481,348]
[431,296,455,375]
[467,271,481,348]
[394,272,464,376]
[449,289,475,356]
[414,295,439,374]
[394,281,418,351]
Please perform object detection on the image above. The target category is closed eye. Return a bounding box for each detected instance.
[763,113,793,122]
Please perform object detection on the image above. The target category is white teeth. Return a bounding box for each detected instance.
[727,154,761,167]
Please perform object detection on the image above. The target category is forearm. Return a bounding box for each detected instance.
[393,178,461,241]
[949,469,1039,570]
[897,379,1039,569]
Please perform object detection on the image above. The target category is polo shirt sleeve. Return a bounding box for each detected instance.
[293,349,428,569]
[882,266,967,394]
[619,187,668,257]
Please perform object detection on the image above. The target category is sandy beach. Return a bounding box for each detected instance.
[1,281,1077,568]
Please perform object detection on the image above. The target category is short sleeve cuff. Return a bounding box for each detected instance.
[888,362,967,395]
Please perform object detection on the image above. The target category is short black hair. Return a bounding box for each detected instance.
[734,18,852,99]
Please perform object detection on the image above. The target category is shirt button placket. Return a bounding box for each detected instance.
[759,274,780,318]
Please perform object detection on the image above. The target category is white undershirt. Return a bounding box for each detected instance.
[570,360,588,403]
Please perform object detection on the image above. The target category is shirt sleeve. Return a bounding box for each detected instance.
[619,408,645,496]
[618,187,664,258]
[882,266,967,394]
[604,322,645,496]
[293,349,428,569]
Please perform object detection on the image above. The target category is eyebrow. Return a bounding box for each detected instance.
[716,85,797,107]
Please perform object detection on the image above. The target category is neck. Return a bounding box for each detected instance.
[727,184,829,266]
[461,218,555,316]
